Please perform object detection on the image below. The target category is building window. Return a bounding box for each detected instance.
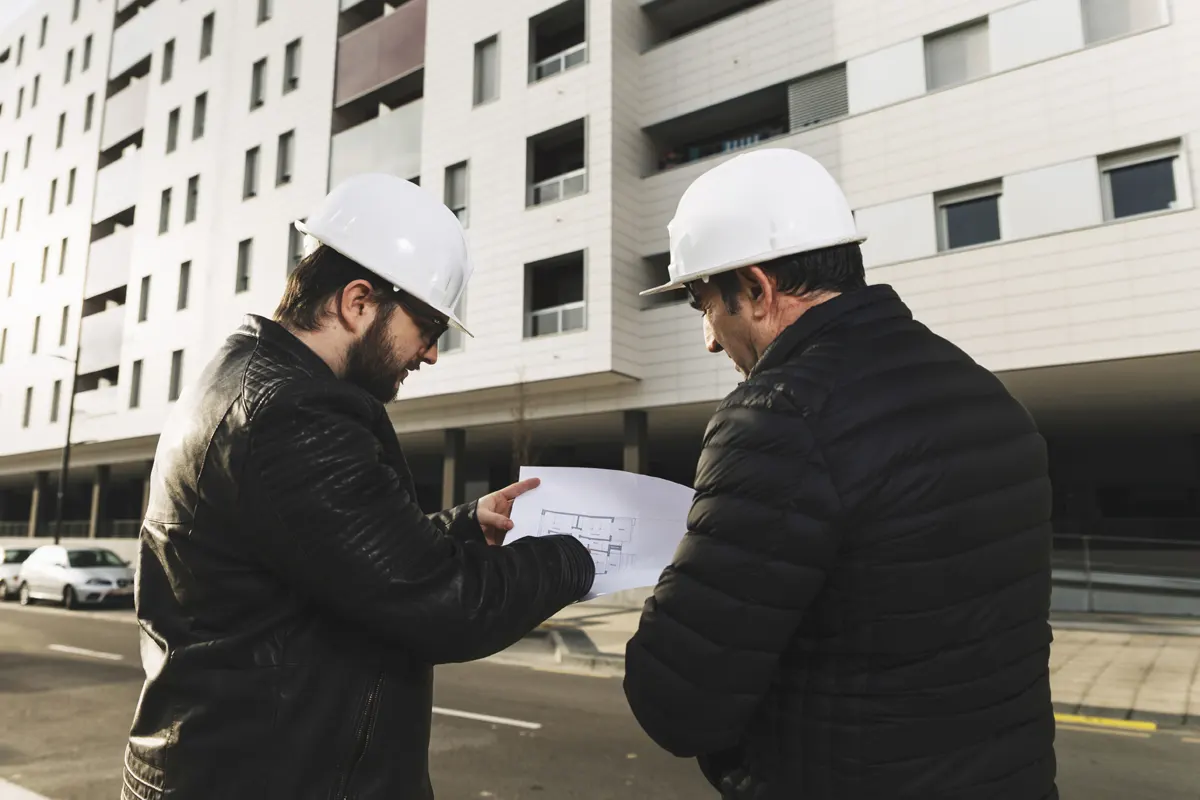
[0,328,6,363]
[158,188,172,234]
[56,112,66,148]
[32,74,40,107]
[58,306,69,345]
[276,131,294,185]
[48,178,57,213]
[50,380,62,423]
[138,275,151,322]
[258,0,272,25]
[250,58,267,110]
[166,108,180,153]
[59,237,68,274]
[1100,141,1181,221]
[925,19,989,91]
[283,39,301,93]
[287,224,305,275]
[16,198,23,231]
[1,207,6,238]
[84,93,94,131]
[23,387,33,428]
[529,0,587,83]
[200,13,215,60]
[162,39,175,83]
[236,239,253,292]
[473,36,499,105]
[168,350,184,402]
[39,14,48,48]
[72,0,80,22]
[525,251,585,338]
[1082,0,1165,45]
[41,247,49,282]
[83,35,92,70]
[177,261,191,310]
[16,35,23,66]
[445,162,469,226]
[439,295,465,353]
[16,86,23,118]
[129,360,143,408]
[5,263,13,296]
[193,93,207,139]
[64,48,74,84]
[936,181,1002,251]
[527,119,587,207]
[243,147,260,199]
[185,175,199,223]
[787,65,848,131]
[24,135,32,168]
[32,316,41,353]
[67,168,76,204]
[1,151,7,182]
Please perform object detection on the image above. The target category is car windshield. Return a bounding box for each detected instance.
[67,549,126,568]
[3,549,34,564]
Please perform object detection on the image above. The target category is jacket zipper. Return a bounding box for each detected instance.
[340,671,384,800]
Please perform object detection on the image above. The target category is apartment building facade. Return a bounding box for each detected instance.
[1,0,1197,608]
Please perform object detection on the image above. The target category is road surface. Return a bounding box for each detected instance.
[1,604,1198,799]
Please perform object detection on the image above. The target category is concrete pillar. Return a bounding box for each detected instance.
[140,460,154,518]
[441,428,466,509]
[28,471,47,538]
[88,465,110,539]
[623,410,649,475]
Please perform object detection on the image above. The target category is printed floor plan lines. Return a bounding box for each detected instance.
[539,511,637,575]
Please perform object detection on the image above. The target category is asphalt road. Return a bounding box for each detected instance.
[1,605,1198,800]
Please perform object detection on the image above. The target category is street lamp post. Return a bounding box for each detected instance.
[44,348,81,545]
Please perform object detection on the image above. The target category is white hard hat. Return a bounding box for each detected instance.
[296,173,473,336]
[642,148,865,296]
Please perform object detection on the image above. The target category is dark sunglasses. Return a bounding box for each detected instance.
[395,292,450,347]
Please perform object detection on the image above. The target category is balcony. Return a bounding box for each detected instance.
[79,306,126,375]
[74,384,119,419]
[101,78,149,153]
[335,0,426,108]
[648,83,788,172]
[110,0,165,80]
[527,119,587,208]
[530,0,587,83]
[528,301,586,337]
[525,251,585,338]
[93,147,142,224]
[330,99,422,187]
[641,0,773,47]
[85,226,134,298]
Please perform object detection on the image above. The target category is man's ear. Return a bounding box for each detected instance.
[335,280,376,333]
[742,266,774,317]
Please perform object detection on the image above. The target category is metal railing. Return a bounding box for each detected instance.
[1052,533,1200,612]
[527,301,586,338]
[109,519,141,538]
[0,521,30,537]
[530,42,587,82]
[529,168,587,207]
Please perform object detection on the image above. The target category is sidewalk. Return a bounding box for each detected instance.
[535,600,1200,729]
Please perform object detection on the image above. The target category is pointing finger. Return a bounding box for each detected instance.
[501,477,541,500]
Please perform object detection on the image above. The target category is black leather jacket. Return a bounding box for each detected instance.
[121,315,595,800]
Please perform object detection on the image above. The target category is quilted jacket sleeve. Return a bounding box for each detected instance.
[428,503,486,546]
[623,385,842,758]
[241,383,595,664]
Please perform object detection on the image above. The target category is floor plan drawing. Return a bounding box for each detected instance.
[538,511,637,575]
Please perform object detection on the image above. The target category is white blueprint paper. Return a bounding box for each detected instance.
[505,467,694,600]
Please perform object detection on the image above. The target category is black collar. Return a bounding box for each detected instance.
[751,284,911,377]
[239,315,338,381]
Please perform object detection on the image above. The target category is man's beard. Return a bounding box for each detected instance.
[344,307,410,403]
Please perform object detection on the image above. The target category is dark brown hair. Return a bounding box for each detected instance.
[273,244,402,332]
[705,242,867,314]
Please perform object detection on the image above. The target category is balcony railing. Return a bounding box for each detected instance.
[1052,533,1200,613]
[329,99,423,187]
[528,301,586,338]
[530,42,588,82]
[658,122,787,171]
[529,168,587,207]
[93,147,142,223]
[78,307,126,375]
[85,226,134,299]
[0,521,30,537]
[74,384,120,419]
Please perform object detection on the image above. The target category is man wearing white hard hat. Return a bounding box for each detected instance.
[121,174,595,799]
[623,149,1057,799]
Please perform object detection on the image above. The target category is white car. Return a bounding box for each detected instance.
[16,545,135,609]
[0,547,36,600]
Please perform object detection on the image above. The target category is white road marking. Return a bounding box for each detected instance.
[48,644,124,661]
[0,778,52,799]
[0,603,136,624]
[432,706,542,730]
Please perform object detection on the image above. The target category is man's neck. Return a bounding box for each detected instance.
[286,325,346,378]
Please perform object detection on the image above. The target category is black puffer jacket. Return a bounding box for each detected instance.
[624,285,1057,799]
[122,315,594,800]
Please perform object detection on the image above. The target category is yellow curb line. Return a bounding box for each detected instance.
[1054,713,1157,732]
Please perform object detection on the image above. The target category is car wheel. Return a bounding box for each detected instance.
[18,583,32,606]
[0,580,8,601]
[63,586,78,610]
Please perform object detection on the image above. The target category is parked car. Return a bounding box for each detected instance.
[0,548,35,601]
[16,545,135,609]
